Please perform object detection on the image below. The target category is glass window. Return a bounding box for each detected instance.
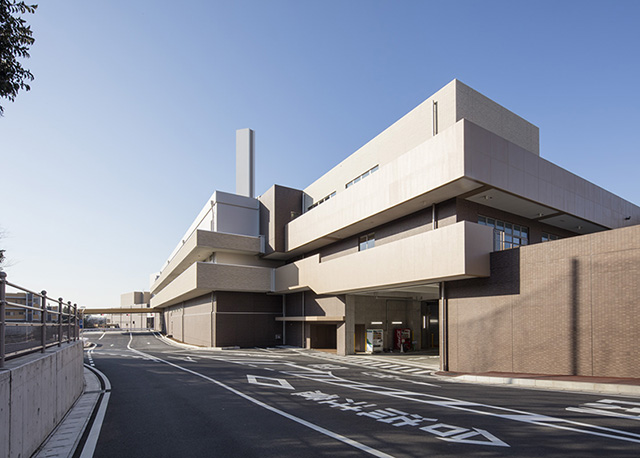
[479,215,528,251]
[345,165,380,189]
[307,191,336,211]
[359,233,375,251]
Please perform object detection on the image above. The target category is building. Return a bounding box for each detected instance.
[150,80,640,377]
[83,291,158,329]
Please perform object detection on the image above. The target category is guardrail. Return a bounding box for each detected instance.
[0,271,80,368]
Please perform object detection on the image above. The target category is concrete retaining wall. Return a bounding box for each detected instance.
[0,341,84,458]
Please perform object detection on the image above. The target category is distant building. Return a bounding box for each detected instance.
[104,291,156,329]
[149,80,640,378]
[5,292,42,322]
[84,291,158,329]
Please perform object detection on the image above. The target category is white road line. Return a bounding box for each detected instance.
[79,365,111,458]
[125,338,394,458]
[283,370,640,445]
[98,332,106,340]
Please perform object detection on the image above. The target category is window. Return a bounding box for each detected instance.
[479,215,529,251]
[307,191,336,211]
[346,165,379,189]
[541,232,559,242]
[359,233,375,251]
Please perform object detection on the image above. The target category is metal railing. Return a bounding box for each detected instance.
[0,271,80,368]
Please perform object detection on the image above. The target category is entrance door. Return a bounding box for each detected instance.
[309,324,337,349]
[421,301,439,348]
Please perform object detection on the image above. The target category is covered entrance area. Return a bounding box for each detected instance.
[351,283,440,354]
[276,315,344,352]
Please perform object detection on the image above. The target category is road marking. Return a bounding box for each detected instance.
[125,341,393,457]
[293,390,507,447]
[282,369,640,444]
[247,375,294,390]
[309,364,347,370]
[567,399,640,421]
[98,332,106,340]
[362,372,439,388]
[79,365,112,458]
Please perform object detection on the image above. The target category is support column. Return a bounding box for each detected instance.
[439,282,448,371]
[337,296,355,356]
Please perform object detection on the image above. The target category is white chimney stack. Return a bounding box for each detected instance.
[235,128,255,198]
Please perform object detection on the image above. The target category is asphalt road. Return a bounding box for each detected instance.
[82,331,640,457]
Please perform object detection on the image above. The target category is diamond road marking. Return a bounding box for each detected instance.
[247,375,294,390]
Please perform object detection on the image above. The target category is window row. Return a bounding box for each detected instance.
[307,191,336,211]
[541,232,559,242]
[346,165,379,189]
[478,215,529,250]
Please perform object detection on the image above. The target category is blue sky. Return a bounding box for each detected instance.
[1,0,639,307]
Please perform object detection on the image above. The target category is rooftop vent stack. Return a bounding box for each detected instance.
[235,128,255,198]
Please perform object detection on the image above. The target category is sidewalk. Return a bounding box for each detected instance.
[308,348,640,396]
[435,370,640,396]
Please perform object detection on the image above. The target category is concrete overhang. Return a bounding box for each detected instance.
[81,308,153,314]
[275,221,493,295]
[283,120,473,255]
[279,119,640,258]
[151,230,262,295]
[151,262,273,309]
[276,316,345,322]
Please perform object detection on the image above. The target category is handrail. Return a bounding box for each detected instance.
[0,271,80,369]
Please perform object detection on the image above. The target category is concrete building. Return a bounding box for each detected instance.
[150,80,640,377]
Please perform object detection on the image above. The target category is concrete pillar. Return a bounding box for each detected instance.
[407,300,421,351]
[236,128,255,198]
[337,296,356,356]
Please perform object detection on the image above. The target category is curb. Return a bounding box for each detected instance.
[440,373,640,396]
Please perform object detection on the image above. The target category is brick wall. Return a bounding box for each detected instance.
[446,224,640,378]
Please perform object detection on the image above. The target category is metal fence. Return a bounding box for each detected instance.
[0,271,80,368]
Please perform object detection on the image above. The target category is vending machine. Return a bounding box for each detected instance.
[365,329,383,353]
[394,328,412,352]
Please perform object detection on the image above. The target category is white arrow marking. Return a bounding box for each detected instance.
[440,428,510,447]
[247,375,294,390]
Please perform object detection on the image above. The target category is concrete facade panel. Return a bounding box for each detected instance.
[286,120,467,252]
[277,221,493,295]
